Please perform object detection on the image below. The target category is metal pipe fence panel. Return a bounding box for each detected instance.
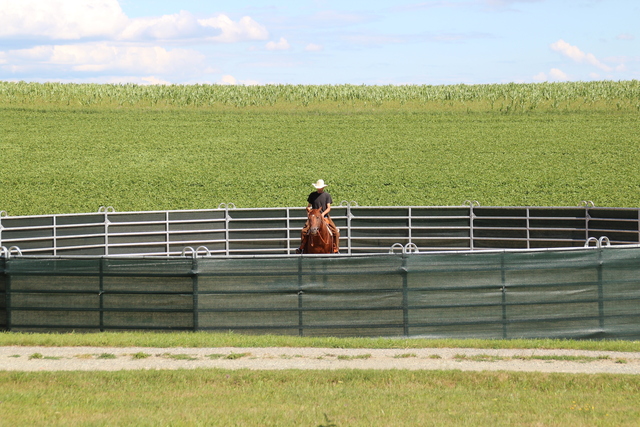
[2,246,640,339]
[2,205,640,257]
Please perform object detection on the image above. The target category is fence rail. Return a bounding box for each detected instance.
[1,204,639,257]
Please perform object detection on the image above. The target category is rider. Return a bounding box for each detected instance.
[297,179,340,254]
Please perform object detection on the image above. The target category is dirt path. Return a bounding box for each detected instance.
[2,346,640,374]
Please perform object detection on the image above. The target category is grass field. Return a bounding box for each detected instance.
[1,369,638,426]
[1,81,640,216]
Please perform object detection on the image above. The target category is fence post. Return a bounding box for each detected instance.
[99,258,105,332]
[501,252,508,339]
[98,206,115,256]
[53,215,58,256]
[525,208,531,249]
[297,256,304,336]
[401,254,409,336]
[104,211,110,256]
[5,260,11,332]
[286,207,291,254]
[218,203,235,256]
[408,207,413,249]
[225,207,230,256]
[192,257,199,332]
[340,200,358,255]
[0,257,8,331]
[580,201,594,242]
[165,211,170,256]
[464,201,479,251]
[0,211,5,251]
[597,249,605,330]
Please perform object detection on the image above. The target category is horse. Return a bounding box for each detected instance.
[301,208,335,254]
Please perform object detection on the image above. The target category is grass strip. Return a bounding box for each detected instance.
[454,354,614,363]
[454,354,507,362]
[225,352,251,360]
[1,331,639,352]
[337,354,372,360]
[0,369,637,426]
[515,355,612,362]
[97,353,116,359]
[131,352,151,360]
[162,353,198,361]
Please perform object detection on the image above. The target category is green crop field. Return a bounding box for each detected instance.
[1,80,639,216]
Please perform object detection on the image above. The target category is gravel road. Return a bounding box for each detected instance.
[2,346,640,374]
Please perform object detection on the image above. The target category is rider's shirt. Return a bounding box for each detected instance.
[307,191,333,215]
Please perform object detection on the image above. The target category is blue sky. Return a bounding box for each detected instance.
[0,0,637,85]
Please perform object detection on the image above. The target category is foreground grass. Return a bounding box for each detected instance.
[0,369,638,426]
[2,332,639,425]
[1,331,639,352]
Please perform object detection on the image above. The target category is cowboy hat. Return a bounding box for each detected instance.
[312,179,328,189]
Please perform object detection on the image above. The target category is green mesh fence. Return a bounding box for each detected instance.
[1,246,640,339]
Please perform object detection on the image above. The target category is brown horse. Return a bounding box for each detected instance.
[301,209,335,254]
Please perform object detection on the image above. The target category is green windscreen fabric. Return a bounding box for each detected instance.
[1,246,640,339]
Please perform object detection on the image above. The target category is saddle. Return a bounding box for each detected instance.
[323,217,334,237]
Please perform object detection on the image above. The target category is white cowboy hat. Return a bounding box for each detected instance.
[312,179,328,189]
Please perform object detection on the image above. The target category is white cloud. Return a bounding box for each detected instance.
[220,75,238,85]
[549,68,568,80]
[0,0,268,44]
[141,76,172,85]
[532,71,547,82]
[532,68,568,82]
[266,37,291,51]
[199,15,268,43]
[0,0,272,83]
[550,39,612,72]
[305,43,324,52]
[3,43,206,75]
[120,11,201,41]
[218,74,260,85]
[0,75,172,85]
[0,0,128,39]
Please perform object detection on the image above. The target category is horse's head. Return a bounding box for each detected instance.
[304,208,334,254]
[307,209,323,235]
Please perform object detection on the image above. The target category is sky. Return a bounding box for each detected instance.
[0,0,637,86]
